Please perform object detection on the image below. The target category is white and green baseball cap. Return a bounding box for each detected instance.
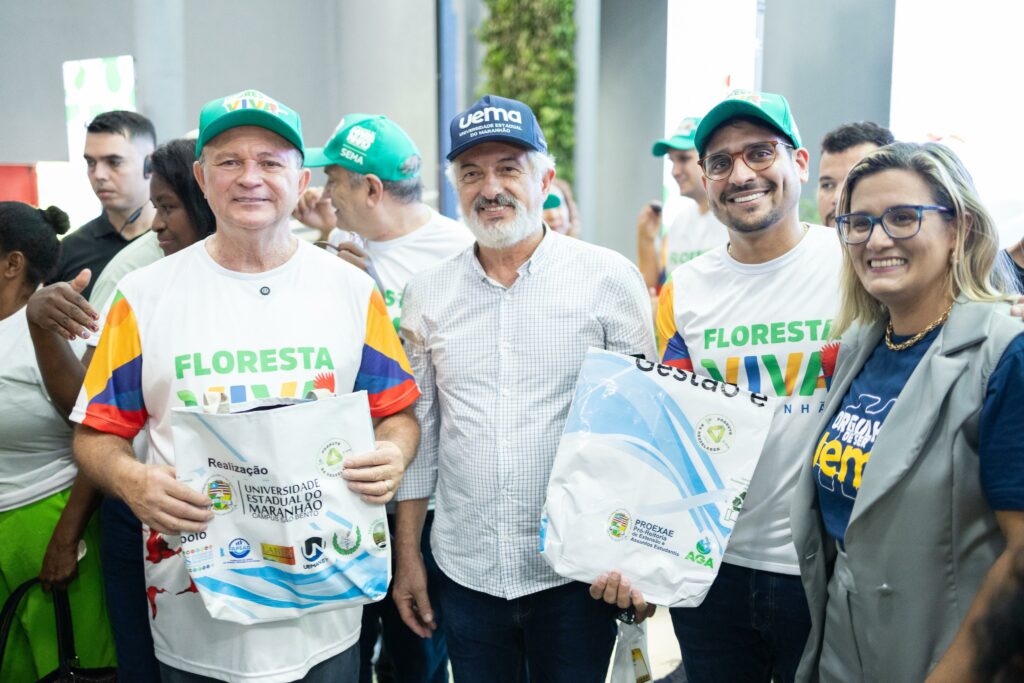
[694,89,801,156]
[196,89,304,159]
[651,116,701,156]
[305,114,420,181]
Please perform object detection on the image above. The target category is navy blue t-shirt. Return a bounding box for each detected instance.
[814,326,1024,545]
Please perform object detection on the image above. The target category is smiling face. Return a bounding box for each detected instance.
[453,141,552,249]
[702,120,808,234]
[323,165,365,235]
[847,168,956,314]
[193,126,309,235]
[84,132,154,213]
[667,148,703,201]
[817,143,879,227]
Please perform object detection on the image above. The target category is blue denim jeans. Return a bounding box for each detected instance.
[437,572,617,683]
[359,511,448,683]
[100,496,161,681]
[670,562,811,683]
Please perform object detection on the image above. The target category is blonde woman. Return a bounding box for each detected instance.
[791,142,1024,683]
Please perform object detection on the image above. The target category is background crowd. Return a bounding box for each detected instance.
[2,75,1024,683]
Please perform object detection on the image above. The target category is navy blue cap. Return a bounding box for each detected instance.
[447,94,548,161]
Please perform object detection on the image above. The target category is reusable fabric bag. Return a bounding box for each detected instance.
[540,349,775,607]
[171,391,390,624]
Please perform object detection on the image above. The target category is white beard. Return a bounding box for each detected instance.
[464,195,543,249]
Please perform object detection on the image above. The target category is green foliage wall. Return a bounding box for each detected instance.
[478,0,577,184]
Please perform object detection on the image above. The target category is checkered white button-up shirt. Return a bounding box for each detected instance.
[397,228,656,599]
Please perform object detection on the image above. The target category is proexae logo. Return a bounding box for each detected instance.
[635,358,768,407]
[458,107,523,129]
[608,509,631,540]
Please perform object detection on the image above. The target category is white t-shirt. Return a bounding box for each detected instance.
[71,239,419,682]
[660,198,729,281]
[0,307,83,511]
[328,209,474,330]
[656,225,843,573]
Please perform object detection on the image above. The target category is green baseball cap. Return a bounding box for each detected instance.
[305,114,420,181]
[195,89,304,159]
[694,89,801,156]
[651,116,701,156]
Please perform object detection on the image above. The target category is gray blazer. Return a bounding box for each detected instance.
[791,300,1021,683]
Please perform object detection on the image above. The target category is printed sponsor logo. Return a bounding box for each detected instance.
[695,415,735,454]
[301,536,325,562]
[205,476,235,513]
[228,537,250,559]
[318,439,353,478]
[332,527,361,555]
[685,538,715,568]
[261,543,296,565]
[458,106,523,130]
[221,90,286,117]
[346,126,376,151]
[371,519,388,551]
[608,509,631,540]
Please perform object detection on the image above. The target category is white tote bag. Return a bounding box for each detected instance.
[540,349,775,607]
[171,391,390,624]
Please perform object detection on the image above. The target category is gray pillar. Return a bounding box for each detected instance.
[761,0,896,184]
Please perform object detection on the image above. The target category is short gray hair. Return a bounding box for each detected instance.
[349,154,423,204]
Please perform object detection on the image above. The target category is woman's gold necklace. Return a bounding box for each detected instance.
[884,301,953,351]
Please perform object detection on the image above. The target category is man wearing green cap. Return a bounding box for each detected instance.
[302,114,473,334]
[593,89,838,683]
[637,116,728,291]
[303,113,471,683]
[71,90,421,683]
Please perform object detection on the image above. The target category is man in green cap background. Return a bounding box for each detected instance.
[301,112,471,683]
[71,89,421,683]
[300,113,473,334]
[593,89,839,683]
[636,115,728,292]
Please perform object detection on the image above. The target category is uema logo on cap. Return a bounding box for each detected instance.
[447,94,548,161]
[651,116,702,156]
[195,89,304,159]
[305,114,421,181]
[693,89,801,157]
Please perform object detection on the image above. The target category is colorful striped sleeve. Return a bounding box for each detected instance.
[655,281,693,371]
[355,288,420,418]
[79,290,148,439]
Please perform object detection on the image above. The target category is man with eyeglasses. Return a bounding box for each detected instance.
[592,90,841,683]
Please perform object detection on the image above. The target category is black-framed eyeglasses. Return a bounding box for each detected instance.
[698,141,793,181]
[835,205,952,245]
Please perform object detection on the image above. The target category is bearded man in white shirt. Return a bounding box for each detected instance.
[391,95,656,682]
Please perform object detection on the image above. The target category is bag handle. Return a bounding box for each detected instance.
[0,578,80,676]
[0,577,42,674]
[52,586,81,672]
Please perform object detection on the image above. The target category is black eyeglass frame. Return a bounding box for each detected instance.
[835,204,953,245]
[697,140,794,181]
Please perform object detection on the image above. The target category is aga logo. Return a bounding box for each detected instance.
[685,538,715,568]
